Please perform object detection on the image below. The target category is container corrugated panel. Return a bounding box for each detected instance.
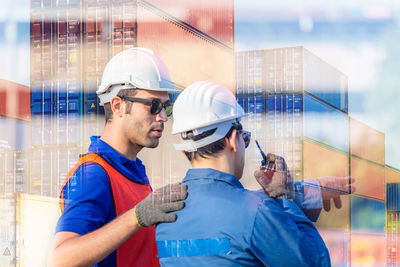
[303,140,350,229]
[350,196,385,232]
[264,47,304,93]
[350,233,386,267]
[304,94,349,153]
[137,4,234,90]
[350,118,385,165]
[318,229,349,267]
[111,2,137,56]
[14,151,28,194]
[387,183,400,212]
[143,0,234,48]
[351,157,385,201]
[29,148,54,196]
[303,48,348,113]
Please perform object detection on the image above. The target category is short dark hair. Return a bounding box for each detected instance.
[104,89,137,124]
[183,126,236,161]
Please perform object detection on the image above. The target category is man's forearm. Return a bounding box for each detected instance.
[48,208,140,267]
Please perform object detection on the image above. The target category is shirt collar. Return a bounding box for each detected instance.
[183,168,244,189]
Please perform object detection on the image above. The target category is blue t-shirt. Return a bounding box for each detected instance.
[56,136,149,267]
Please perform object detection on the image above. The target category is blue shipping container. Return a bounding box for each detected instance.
[351,196,385,232]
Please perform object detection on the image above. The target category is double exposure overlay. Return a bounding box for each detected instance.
[0,0,399,266]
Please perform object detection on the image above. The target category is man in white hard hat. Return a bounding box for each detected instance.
[48,48,187,267]
[156,81,331,266]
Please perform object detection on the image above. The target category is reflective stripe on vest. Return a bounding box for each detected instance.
[60,153,160,267]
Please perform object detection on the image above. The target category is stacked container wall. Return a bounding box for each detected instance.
[350,196,385,233]
[386,166,400,266]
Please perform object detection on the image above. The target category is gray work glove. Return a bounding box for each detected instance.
[254,153,294,200]
[134,183,188,227]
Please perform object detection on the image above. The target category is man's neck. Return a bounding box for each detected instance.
[100,123,142,161]
[192,154,236,178]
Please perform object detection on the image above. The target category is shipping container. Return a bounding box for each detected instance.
[351,156,385,201]
[143,0,234,48]
[29,148,54,196]
[386,165,400,184]
[318,229,349,267]
[0,194,60,267]
[137,3,235,90]
[303,140,350,229]
[236,47,348,113]
[350,233,386,267]
[303,139,349,179]
[350,196,385,232]
[304,94,349,153]
[350,118,385,165]
[0,80,31,121]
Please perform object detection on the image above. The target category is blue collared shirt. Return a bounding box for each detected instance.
[56,136,148,267]
[156,168,330,266]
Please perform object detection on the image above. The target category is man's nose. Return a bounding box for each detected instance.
[156,107,168,122]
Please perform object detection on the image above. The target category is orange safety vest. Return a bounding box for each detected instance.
[60,153,160,267]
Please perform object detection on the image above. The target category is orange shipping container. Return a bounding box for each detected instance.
[386,165,400,183]
[143,0,234,48]
[350,118,385,165]
[137,2,235,91]
[351,157,385,200]
[303,140,350,229]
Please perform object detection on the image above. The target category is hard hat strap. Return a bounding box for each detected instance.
[174,120,235,152]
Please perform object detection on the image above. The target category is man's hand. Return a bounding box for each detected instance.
[304,176,355,211]
[134,183,188,227]
[254,167,288,198]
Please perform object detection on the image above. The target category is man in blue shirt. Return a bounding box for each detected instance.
[48,48,187,267]
[156,81,331,266]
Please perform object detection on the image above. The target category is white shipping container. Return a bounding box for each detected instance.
[0,193,60,267]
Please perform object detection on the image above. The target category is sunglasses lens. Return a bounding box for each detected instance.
[242,132,251,148]
[150,99,162,115]
[165,105,173,117]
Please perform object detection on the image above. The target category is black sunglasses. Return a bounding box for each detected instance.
[232,122,251,149]
[120,96,173,117]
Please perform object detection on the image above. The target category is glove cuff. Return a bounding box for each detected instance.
[134,205,145,228]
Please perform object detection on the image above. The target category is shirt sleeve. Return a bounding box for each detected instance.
[250,197,331,267]
[56,162,114,235]
[293,180,323,222]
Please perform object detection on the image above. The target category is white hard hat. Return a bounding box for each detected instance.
[97,47,178,105]
[172,81,246,152]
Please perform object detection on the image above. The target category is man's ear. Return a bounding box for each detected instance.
[110,97,124,118]
[227,129,238,153]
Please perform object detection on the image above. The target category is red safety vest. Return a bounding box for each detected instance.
[60,153,160,267]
